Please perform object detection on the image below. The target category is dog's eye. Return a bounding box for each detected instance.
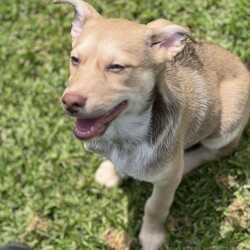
[108,64,125,73]
[71,56,80,66]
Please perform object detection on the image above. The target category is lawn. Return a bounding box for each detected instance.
[0,0,250,249]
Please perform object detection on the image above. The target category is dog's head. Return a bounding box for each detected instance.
[53,0,194,140]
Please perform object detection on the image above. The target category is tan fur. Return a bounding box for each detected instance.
[53,1,250,249]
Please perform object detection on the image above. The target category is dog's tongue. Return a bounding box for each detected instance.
[77,118,99,132]
[74,117,105,140]
[73,101,128,141]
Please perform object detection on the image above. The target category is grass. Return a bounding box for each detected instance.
[0,0,250,249]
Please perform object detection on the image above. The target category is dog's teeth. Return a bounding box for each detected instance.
[76,127,90,136]
[91,127,94,131]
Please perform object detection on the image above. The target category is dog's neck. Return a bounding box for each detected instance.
[84,72,182,181]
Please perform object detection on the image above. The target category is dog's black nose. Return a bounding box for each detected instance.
[62,93,86,114]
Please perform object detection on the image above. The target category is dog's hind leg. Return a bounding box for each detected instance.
[95,160,125,188]
[183,134,241,175]
[184,146,220,174]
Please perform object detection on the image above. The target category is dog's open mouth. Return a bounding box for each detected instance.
[74,101,128,140]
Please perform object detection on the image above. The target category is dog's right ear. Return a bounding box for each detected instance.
[53,0,101,47]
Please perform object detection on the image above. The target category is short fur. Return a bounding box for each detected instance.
[53,1,250,249]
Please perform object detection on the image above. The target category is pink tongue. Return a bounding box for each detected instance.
[76,117,102,132]
[74,101,128,140]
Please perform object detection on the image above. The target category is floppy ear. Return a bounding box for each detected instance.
[147,19,196,63]
[53,0,101,47]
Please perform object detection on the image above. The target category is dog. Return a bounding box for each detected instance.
[53,1,250,249]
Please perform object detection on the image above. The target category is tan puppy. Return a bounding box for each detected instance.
[53,1,250,249]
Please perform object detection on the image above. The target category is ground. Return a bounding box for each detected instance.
[0,0,250,249]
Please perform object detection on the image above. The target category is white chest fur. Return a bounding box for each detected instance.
[109,140,154,180]
[84,110,157,180]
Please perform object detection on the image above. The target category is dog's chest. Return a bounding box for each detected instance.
[86,138,155,180]
[84,112,158,180]
[112,141,155,178]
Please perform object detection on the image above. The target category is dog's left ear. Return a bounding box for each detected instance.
[53,0,102,47]
[147,19,196,63]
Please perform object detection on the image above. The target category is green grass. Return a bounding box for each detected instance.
[1,0,250,249]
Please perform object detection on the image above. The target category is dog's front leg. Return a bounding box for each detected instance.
[95,160,126,188]
[139,153,183,250]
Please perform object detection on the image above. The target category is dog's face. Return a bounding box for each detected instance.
[69,18,155,115]
[54,0,194,140]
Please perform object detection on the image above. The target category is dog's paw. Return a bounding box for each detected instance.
[94,160,121,188]
[139,222,166,250]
